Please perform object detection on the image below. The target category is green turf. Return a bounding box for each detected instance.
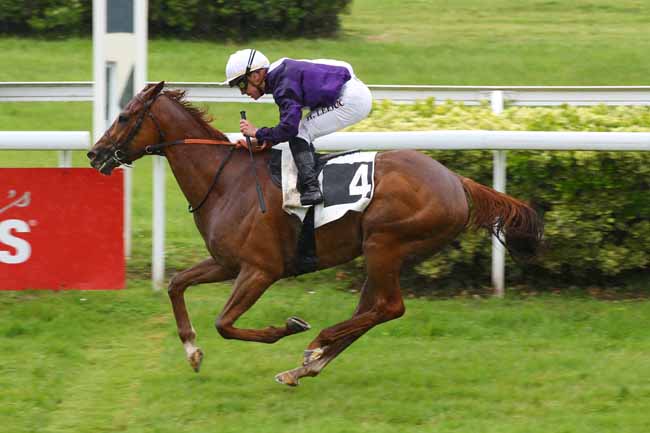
[1,0,649,85]
[2,283,650,433]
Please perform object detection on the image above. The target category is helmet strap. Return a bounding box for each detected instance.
[245,49,257,76]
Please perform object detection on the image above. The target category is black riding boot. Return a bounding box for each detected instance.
[289,137,323,206]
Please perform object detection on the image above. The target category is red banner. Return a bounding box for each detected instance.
[0,168,124,290]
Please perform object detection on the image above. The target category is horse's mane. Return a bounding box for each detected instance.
[162,89,231,142]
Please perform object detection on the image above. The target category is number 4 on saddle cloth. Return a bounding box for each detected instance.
[268,146,377,274]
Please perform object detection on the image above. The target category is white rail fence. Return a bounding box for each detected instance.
[309,130,650,151]
[0,131,90,167]
[2,82,650,105]
[3,82,650,293]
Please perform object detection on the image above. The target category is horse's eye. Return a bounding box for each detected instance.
[118,114,129,123]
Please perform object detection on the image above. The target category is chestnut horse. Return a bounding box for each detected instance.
[88,82,543,386]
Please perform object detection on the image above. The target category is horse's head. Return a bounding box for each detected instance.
[88,81,166,175]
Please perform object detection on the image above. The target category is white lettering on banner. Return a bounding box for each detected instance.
[0,190,34,265]
[0,190,31,214]
[0,219,32,264]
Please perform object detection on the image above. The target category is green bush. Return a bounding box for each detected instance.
[0,0,351,39]
[150,0,351,39]
[0,0,89,36]
[345,101,650,289]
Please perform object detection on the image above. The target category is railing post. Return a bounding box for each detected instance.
[492,150,507,297]
[58,150,72,167]
[152,156,165,290]
[490,91,506,297]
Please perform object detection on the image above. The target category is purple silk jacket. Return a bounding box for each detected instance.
[255,59,352,145]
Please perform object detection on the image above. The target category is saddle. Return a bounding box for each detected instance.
[267,148,361,189]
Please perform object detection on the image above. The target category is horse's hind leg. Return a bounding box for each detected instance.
[275,239,405,386]
[214,265,311,343]
[168,258,236,372]
[274,283,376,386]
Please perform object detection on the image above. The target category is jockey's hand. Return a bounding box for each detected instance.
[235,138,271,152]
[239,119,258,138]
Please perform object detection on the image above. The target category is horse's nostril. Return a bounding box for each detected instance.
[87,151,96,160]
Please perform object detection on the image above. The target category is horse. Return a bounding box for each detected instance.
[87,81,543,386]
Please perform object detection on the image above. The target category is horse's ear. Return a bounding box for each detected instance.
[143,81,165,98]
[152,81,165,95]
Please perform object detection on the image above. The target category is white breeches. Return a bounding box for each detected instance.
[297,77,373,144]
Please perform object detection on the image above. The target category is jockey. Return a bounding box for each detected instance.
[221,48,373,206]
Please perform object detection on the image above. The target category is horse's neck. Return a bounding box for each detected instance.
[155,100,237,209]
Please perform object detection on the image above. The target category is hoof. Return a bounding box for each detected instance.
[188,349,203,373]
[274,370,299,387]
[286,316,311,333]
[303,347,324,365]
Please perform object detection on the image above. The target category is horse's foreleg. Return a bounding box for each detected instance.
[214,266,311,343]
[168,258,235,372]
[275,241,405,386]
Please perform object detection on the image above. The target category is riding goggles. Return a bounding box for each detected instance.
[229,75,248,91]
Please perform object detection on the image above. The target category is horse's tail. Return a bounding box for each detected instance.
[459,176,543,260]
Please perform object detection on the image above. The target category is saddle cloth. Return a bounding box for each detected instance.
[271,144,377,228]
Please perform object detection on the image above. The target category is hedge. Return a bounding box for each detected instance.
[343,101,650,289]
[0,0,351,39]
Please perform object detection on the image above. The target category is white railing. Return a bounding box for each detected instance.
[0,82,93,102]
[168,83,650,106]
[308,130,650,151]
[2,129,648,292]
[0,131,90,167]
[3,82,650,292]
[2,82,650,105]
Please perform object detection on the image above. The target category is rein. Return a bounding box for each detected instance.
[145,138,234,156]
[187,145,236,213]
[146,137,238,214]
[145,138,238,214]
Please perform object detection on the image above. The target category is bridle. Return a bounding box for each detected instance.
[102,92,237,213]
[101,94,162,169]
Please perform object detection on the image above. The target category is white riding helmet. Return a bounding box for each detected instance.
[221,49,270,86]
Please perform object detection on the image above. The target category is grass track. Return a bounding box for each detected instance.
[1,0,649,85]
[2,283,650,432]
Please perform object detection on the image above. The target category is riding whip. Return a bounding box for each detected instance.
[240,111,267,213]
